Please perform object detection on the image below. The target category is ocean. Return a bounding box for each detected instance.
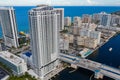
[0,6,120,37]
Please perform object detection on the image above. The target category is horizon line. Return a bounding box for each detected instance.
[0,5,120,7]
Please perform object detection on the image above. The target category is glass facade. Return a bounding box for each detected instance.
[0,57,21,74]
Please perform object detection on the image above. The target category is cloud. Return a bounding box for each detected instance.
[0,0,72,6]
[87,0,98,5]
[87,0,92,4]
[0,0,44,6]
[49,0,72,6]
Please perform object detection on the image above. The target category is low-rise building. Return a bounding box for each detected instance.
[85,38,98,49]
[82,14,92,23]
[73,16,82,27]
[77,36,87,46]
[60,38,69,50]
[92,13,100,22]
[68,34,74,43]
[64,17,72,26]
[20,52,32,67]
[0,51,27,75]
[89,31,101,44]
[88,23,97,31]
[79,29,90,37]
[72,26,81,35]
[77,36,98,49]
[79,48,93,58]
[63,34,74,44]
[79,29,101,44]
[81,23,97,31]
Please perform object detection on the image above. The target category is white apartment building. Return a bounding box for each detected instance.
[0,7,19,48]
[64,17,71,26]
[81,23,97,32]
[64,34,74,44]
[111,15,120,26]
[0,51,27,75]
[99,12,111,27]
[29,5,60,80]
[77,36,98,49]
[93,13,100,22]
[60,38,69,50]
[73,16,82,27]
[72,26,81,35]
[82,14,92,23]
[79,29,101,44]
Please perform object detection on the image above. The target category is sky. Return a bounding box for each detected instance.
[0,0,120,6]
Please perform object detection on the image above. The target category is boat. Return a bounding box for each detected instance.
[109,48,112,51]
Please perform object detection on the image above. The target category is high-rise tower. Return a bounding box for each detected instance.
[54,8,64,31]
[0,7,19,48]
[29,5,60,79]
[99,12,111,27]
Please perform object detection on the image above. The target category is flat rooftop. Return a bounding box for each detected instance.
[0,51,24,65]
[23,52,32,57]
[0,7,14,10]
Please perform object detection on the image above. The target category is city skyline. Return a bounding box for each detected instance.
[0,5,120,80]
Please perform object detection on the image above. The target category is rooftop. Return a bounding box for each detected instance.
[0,51,24,65]
[30,5,53,12]
[0,7,14,10]
[36,4,48,7]
[23,52,32,57]
[99,12,111,15]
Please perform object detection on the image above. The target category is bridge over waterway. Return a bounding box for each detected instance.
[59,53,120,80]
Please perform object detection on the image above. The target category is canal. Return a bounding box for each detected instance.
[54,34,120,80]
[87,34,120,68]
[54,67,114,80]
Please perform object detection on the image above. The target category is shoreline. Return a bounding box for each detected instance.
[84,32,117,58]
